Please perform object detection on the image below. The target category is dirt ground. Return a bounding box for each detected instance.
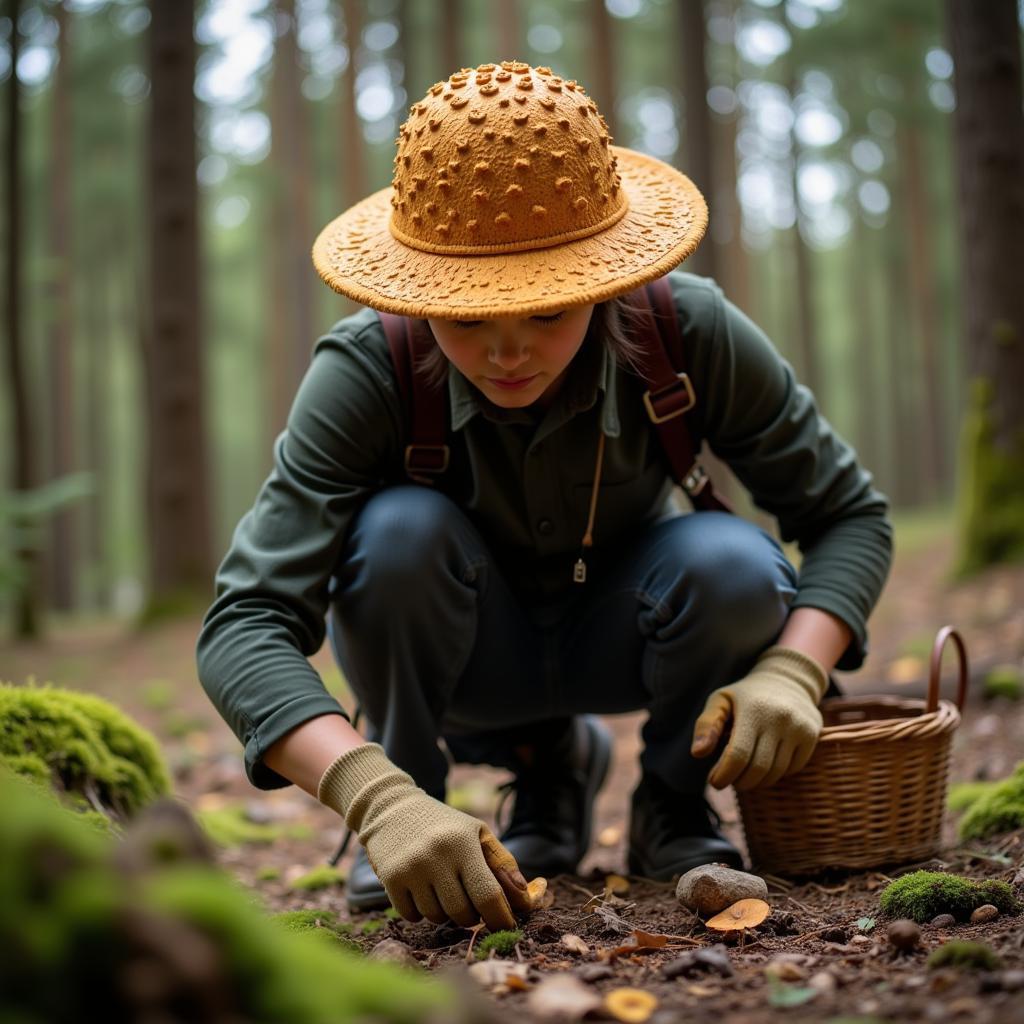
[5,520,1024,1023]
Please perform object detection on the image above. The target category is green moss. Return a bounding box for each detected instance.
[954,378,1024,576]
[947,780,999,812]
[0,682,171,817]
[288,865,346,892]
[0,768,457,1023]
[271,910,360,951]
[879,870,1022,923]
[140,679,174,712]
[926,940,1002,972]
[197,804,310,848]
[958,761,1024,840]
[982,664,1023,701]
[256,866,282,882]
[475,929,523,958]
[360,918,388,935]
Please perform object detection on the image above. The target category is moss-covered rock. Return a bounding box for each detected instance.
[879,870,1022,923]
[982,664,1023,701]
[926,940,1002,972]
[474,929,523,959]
[272,909,360,951]
[0,768,461,1023]
[958,761,1024,840]
[0,682,170,818]
[947,779,999,812]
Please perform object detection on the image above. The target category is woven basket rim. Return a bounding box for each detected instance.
[818,694,961,744]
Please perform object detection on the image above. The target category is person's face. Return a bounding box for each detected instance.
[427,304,595,409]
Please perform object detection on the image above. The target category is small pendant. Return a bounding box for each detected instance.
[573,558,587,583]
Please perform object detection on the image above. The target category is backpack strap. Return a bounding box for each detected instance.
[377,312,449,486]
[636,278,733,513]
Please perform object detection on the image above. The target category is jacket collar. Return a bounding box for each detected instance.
[447,339,622,440]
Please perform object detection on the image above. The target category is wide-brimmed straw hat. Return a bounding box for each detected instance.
[312,60,707,320]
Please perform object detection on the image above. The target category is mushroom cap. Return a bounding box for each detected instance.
[526,876,551,909]
[705,898,771,931]
[603,987,659,1023]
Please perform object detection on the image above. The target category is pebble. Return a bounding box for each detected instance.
[661,944,733,979]
[820,925,850,944]
[574,963,613,983]
[888,919,922,952]
[931,914,956,928]
[368,939,419,967]
[808,970,837,994]
[970,903,999,924]
[675,864,768,916]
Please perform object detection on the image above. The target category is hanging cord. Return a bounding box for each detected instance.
[327,704,363,867]
[573,430,606,584]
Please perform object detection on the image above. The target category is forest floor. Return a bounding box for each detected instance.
[5,510,1024,1024]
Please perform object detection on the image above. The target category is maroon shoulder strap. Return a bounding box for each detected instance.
[377,312,449,485]
[635,277,732,513]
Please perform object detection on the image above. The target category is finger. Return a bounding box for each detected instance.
[789,735,819,776]
[480,827,532,916]
[706,725,751,790]
[412,884,448,926]
[435,875,480,929]
[390,885,421,923]
[760,739,798,788]
[733,735,778,791]
[691,694,732,757]
[466,872,517,933]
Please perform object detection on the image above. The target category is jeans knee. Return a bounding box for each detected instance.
[342,485,466,592]
[657,513,797,651]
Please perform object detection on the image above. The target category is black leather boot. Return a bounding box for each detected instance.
[627,772,744,881]
[497,715,613,878]
[346,844,391,911]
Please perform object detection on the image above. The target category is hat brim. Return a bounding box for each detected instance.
[311,145,707,320]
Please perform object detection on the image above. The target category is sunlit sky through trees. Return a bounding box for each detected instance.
[2,0,995,251]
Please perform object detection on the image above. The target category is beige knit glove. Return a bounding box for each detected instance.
[318,743,532,930]
[690,645,828,791]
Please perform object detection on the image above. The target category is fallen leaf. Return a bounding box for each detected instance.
[561,933,590,955]
[685,983,716,997]
[766,978,817,1008]
[604,873,630,896]
[526,974,602,1020]
[631,930,668,949]
[856,916,876,932]
[604,987,658,1023]
[467,960,531,990]
[505,973,531,992]
[598,826,621,847]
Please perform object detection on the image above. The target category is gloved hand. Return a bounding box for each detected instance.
[318,743,532,930]
[690,645,828,791]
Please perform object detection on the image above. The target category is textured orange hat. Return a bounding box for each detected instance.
[312,60,707,319]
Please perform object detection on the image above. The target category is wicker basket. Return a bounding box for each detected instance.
[735,625,969,875]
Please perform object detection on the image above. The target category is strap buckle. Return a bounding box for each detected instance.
[642,372,696,424]
[682,463,709,497]
[404,444,450,483]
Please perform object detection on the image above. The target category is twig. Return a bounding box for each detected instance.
[762,873,794,891]
[785,894,814,914]
[464,922,486,963]
[806,880,852,896]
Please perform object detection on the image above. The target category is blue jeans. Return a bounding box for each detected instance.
[326,486,798,800]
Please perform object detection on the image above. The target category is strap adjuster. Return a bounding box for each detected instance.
[682,463,709,496]
[642,372,696,424]
[404,444,450,478]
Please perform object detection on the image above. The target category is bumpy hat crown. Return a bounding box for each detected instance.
[312,60,707,319]
[389,61,627,255]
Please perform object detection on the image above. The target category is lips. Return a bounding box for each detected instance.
[489,374,538,390]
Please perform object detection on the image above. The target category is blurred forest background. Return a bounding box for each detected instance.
[2,0,1023,641]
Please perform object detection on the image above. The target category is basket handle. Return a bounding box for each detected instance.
[927,625,968,713]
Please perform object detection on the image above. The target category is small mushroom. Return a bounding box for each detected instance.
[705,898,770,935]
[603,987,659,1023]
[527,876,553,909]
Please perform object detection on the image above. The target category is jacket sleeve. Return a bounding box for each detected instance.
[674,273,893,670]
[195,320,403,788]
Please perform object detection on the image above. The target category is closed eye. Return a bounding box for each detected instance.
[450,312,565,330]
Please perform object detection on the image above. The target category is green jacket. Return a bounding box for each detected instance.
[196,271,892,788]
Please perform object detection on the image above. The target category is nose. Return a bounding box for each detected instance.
[488,338,530,372]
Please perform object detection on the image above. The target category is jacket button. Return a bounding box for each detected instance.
[537,518,554,536]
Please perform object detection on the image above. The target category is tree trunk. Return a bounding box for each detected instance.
[851,214,882,484]
[439,0,462,79]
[47,0,76,612]
[4,0,41,638]
[142,0,211,616]
[588,0,618,141]
[676,0,715,281]
[496,0,521,63]
[947,0,1024,571]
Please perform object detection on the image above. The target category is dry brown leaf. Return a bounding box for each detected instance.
[526,974,602,1020]
[631,930,669,949]
[467,960,531,990]
[604,987,659,1023]
[604,873,631,896]
[505,973,531,992]
[561,933,590,955]
[685,983,717,997]
[705,898,770,932]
